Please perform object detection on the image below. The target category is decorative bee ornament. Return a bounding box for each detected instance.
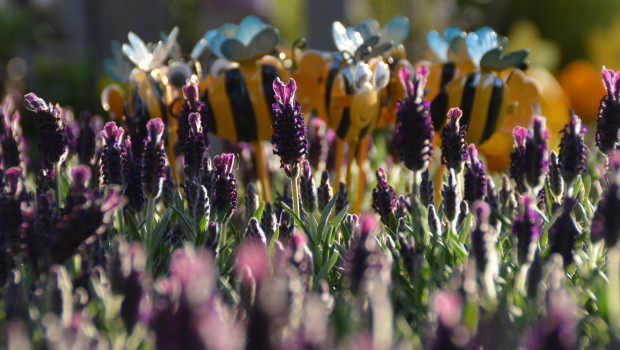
[101,28,181,178]
[198,16,290,199]
[427,27,544,171]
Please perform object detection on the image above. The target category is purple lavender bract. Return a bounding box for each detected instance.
[213,153,237,219]
[178,81,210,153]
[271,77,308,177]
[463,144,487,203]
[513,194,541,265]
[440,107,468,173]
[23,93,69,167]
[141,119,166,199]
[395,66,434,172]
[597,67,620,154]
[510,116,549,193]
[372,167,397,226]
[558,110,587,185]
[101,122,125,186]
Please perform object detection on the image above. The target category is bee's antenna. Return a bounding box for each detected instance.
[290,38,307,70]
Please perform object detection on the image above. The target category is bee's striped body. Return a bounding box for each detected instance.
[425,60,476,102]
[202,56,286,142]
[430,71,513,145]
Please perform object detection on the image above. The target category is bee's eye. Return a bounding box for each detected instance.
[167,61,193,88]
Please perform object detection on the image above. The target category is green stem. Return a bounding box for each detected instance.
[118,209,126,237]
[146,197,156,239]
[291,173,300,219]
[55,162,62,212]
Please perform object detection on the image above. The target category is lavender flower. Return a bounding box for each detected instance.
[442,169,459,222]
[0,101,26,170]
[244,183,259,225]
[299,160,317,213]
[271,77,308,177]
[101,122,125,186]
[547,151,563,200]
[394,195,408,222]
[178,81,210,153]
[591,175,620,246]
[440,107,468,173]
[428,204,441,237]
[162,165,177,204]
[279,210,294,240]
[0,168,24,255]
[335,182,349,214]
[123,137,146,211]
[524,290,577,350]
[427,291,470,350]
[471,200,497,273]
[213,153,237,219]
[65,165,92,213]
[513,194,541,265]
[184,180,210,229]
[510,116,549,193]
[204,222,219,252]
[420,169,434,208]
[395,66,434,171]
[260,202,277,238]
[23,93,69,168]
[597,67,620,154]
[463,144,487,203]
[548,199,579,267]
[141,119,166,199]
[183,112,208,180]
[76,111,98,166]
[558,110,587,185]
[317,170,333,213]
[457,200,469,228]
[372,167,397,225]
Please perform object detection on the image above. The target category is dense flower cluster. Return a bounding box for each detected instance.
[395,66,435,171]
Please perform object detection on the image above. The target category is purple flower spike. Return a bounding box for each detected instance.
[559,110,587,185]
[183,112,208,180]
[101,121,124,176]
[395,66,434,172]
[123,137,146,211]
[213,153,237,220]
[372,167,397,226]
[510,116,549,193]
[141,119,166,199]
[440,107,468,172]
[4,167,21,195]
[513,194,541,265]
[464,144,487,203]
[23,93,69,167]
[471,201,497,274]
[0,101,26,171]
[179,81,210,155]
[271,77,308,177]
[597,67,620,154]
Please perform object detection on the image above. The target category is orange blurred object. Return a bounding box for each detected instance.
[558,60,605,123]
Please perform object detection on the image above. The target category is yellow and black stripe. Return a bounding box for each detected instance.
[324,63,375,143]
[202,62,282,142]
[430,71,512,145]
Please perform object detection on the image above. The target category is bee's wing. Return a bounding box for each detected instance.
[354,18,380,41]
[379,16,409,46]
[332,21,356,54]
[123,32,149,68]
[466,27,500,66]
[426,30,448,61]
[237,15,267,45]
[207,24,238,59]
[219,38,246,62]
[153,27,179,67]
[246,27,279,59]
[190,38,208,60]
[104,41,131,83]
[480,48,529,71]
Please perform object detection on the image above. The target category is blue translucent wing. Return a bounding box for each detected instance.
[104,40,131,83]
[444,26,465,42]
[246,27,279,60]
[332,21,357,54]
[427,30,448,61]
[354,18,380,40]
[480,48,529,71]
[466,27,501,66]
[191,38,208,60]
[153,27,179,66]
[123,32,150,68]
[237,15,266,45]
[219,39,246,62]
[379,16,409,46]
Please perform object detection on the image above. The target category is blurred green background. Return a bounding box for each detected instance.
[2,0,620,135]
